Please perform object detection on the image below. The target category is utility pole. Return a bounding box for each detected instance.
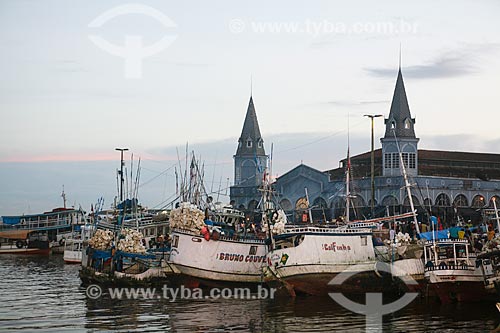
[364,114,383,217]
[115,148,129,203]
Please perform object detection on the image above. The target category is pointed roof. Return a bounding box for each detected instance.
[384,69,416,138]
[235,96,266,156]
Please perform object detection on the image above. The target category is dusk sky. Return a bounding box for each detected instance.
[1,0,500,215]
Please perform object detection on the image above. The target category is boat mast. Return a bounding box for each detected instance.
[492,197,500,235]
[304,187,313,224]
[392,132,420,234]
[115,148,129,203]
[345,147,351,223]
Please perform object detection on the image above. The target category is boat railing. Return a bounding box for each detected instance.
[425,264,474,272]
[284,226,371,235]
[424,238,469,246]
[172,227,266,244]
[0,216,74,231]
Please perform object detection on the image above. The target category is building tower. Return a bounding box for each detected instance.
[380,68,419,177]
[230,96,268,209]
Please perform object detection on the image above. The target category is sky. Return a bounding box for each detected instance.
[1,0,500,215]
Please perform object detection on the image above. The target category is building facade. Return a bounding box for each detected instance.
[230,70,500,226]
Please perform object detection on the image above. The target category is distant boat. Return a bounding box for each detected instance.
[63,224,95,264]
[1,207,86,253]
[0,230,50,255]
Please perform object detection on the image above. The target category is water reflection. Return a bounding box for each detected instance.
[1,255,499,332]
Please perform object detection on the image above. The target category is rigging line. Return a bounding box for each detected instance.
[275,118,366,153]
[139,162,177,188]
[153,192,180,210]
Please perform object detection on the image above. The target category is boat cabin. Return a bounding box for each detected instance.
[424,239,475,271]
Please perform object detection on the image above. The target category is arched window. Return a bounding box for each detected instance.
[382,195,398,207]
[435,193,451,207]
[403,195,420,207]
[331,198,345,218]
[313,197,328,208]
[351,195,366,208]
[453,194,468,207]
[279,199,293,211]
[246,139,252,148]
[490,196,500,208]
[471,195,485,208]
[423,198,432,209]
[240,160,256,185]
[404,118,411,129]
[295,197,309,210]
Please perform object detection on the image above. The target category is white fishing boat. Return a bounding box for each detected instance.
[169,203,267,287]
[424,238,492,303]
[264,225,377,295]
[63,224,94,264]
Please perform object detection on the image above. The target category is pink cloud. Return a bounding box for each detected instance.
[0,151,180,163]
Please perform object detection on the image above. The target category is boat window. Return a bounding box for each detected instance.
[172,235,179,248]
[456,244,467,258]
[361,236,367,246]
[249,246,257,255]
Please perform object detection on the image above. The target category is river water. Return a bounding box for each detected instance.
[0,255,498,332]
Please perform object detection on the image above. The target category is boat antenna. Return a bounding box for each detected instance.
[61,185,67,209]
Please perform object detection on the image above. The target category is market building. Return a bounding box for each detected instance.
[230,68,500,226]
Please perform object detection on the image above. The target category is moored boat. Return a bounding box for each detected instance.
[169,203,267,287]
[0,230,50,255]
[1,207,86,253]
[424,238,492,303]
[264,225,378,296]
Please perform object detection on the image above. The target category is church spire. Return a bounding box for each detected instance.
[384,67,416,138]
[236,96,265,156]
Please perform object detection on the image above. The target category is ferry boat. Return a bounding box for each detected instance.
[423,238,492,303]
[1,207,86,253]
[0,230,50,255]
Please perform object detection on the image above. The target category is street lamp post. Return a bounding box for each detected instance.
[115,148,129,203]
[364,114,383,217]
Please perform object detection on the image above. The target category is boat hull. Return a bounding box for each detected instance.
[270,269,381,296]
[266,229,379,295]
[426,270,488,303]
[63,249,82,264]
[0,247,50,255]
[169,229,267,286]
